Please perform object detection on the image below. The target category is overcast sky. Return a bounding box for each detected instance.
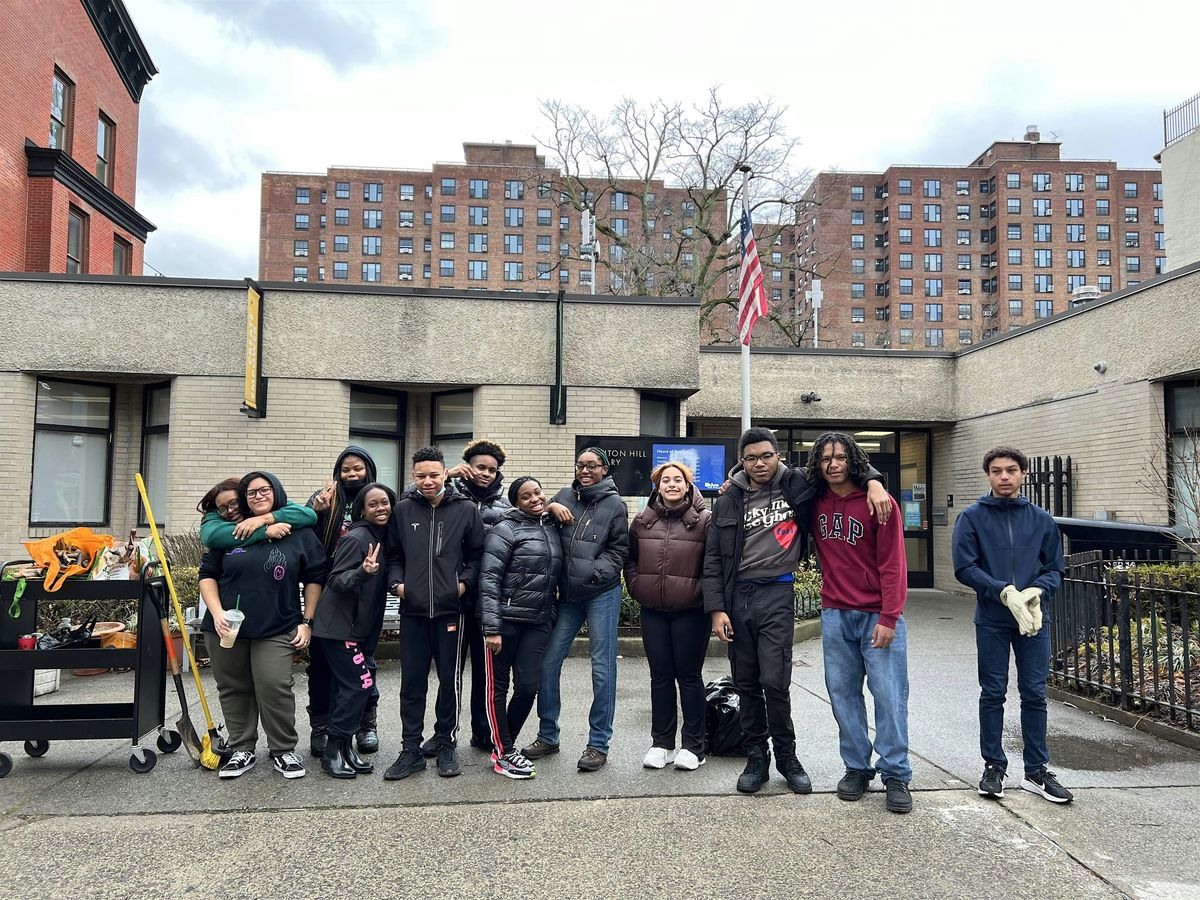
[127,0,1197,279]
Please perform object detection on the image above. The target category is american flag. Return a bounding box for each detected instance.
[737,211,767,346]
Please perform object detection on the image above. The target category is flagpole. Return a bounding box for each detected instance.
[739,165,752,434]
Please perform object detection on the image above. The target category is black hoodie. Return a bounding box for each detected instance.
[551,476,630,601]
[386,480,485,618]
[199,471,328,640]
[311,483,396,646]
[452,474,512,531]
[308,445,379,560]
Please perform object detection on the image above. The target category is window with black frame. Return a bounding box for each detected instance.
[432,390,473,461]
[139,383,171,526]
[30,378,114,526]
[349,388,407,491]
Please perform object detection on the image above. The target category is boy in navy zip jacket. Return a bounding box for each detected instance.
[383,446,485,782]
[953,445,1072,804]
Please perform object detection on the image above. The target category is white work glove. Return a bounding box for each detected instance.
[1019,587,1043,635]
[1000,585,1036,636]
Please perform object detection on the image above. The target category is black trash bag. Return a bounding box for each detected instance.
[36,616,98,650]
[705,675,748,757]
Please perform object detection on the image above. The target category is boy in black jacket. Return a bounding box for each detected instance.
[311,483,396,779]
[384,447,485,780]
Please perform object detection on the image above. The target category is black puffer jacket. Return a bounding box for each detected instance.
[551,476,630,602]
[478,509,563,633]
[453,475,511,531]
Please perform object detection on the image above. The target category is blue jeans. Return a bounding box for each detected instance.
[536,585,620,754]
[821,609,912,783]
[976,623,1050,774]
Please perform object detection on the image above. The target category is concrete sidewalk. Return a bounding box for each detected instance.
[1,590,1198,899]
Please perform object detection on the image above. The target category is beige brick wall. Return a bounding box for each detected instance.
[0,373,37,555]
[932,380,1168,593]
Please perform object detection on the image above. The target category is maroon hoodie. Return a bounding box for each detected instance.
[811,488,907,629]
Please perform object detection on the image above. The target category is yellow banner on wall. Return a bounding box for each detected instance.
[244,283,262,412]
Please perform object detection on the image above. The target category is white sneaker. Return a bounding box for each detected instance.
[674,749,705,771]
[643,747,678,769]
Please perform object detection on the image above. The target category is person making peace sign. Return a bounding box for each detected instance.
[311,483,398,779]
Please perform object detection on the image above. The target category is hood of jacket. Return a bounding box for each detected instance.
[572,475,621,505]
[237,470,287,517]
[641,486,706,529]
[728,459,786,494]
[334,444,378,502]
[401,478,467,508]
[976,492,1031,510]
[500,506,552,527]
[455,473,505,505]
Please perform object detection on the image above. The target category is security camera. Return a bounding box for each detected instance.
[1094,362,1107,374]
[801,392,822,403]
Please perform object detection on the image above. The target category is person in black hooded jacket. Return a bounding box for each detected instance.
[383,446,485,781]
[304,445,381,758]
[523,447,630,773]
[312,482,396,779]
[431,438,512,755]
[199,471,327,780]
[477,476,563,780]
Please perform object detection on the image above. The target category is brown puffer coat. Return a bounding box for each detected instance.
[624,488,711,612]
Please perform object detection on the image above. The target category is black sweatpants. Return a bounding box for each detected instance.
[484,620,552,755]
[399,613,464,752]
[319,637,375,740]
[309,636,379,724]
[728,579,796,758]
[461,609,490,743]
[640,607,709,756]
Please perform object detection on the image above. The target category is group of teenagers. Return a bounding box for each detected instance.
[193,427,1073,811]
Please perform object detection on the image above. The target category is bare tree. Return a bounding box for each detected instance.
[1138,404,1200,551]
[533,89,812,344]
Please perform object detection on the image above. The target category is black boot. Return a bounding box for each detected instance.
[776,752,813,795]
[308,711,329,758]
[355,703,379,755]
[736,744,770,794]
[321,736,356,779]
[343,739,374,775]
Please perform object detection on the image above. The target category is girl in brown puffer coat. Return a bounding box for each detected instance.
[624,461,712,772]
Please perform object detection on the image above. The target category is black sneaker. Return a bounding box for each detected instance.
[521,738,560,760]
[437,746,462,777]
[736,745,770,794]
[271,751,306,780]
[837,768,871,801]
[384,749,427,781]
[776,755,813,795]
[218,750,255,779]
[1021,768,1073,804]
[420,736,441,759]
[469,734,492,752]
[885,778,913,814]
[978,763,1006,799]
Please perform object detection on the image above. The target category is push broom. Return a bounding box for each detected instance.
[136,474,223,771]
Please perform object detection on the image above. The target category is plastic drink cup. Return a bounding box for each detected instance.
[220,609,245,648]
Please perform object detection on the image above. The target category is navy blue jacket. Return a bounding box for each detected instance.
[952,493,1065,628]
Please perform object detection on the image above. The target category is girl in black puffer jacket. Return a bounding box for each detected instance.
[477,476,564,779]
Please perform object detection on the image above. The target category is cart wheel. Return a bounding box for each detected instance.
[157,731,182,754]
[129,749,157,774]
[0,752,11,778]
[23,740,49,758]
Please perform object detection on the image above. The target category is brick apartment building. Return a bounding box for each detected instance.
[0,0,157,275]
[260,142,715,299]
[793,129,1163,349]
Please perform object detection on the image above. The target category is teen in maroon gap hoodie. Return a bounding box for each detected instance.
[807,432,913,814]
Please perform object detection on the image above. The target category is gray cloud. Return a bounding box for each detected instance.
[143,226,255,279]
[882,101,1166,171]
[176,0,435,72]
[137,103,272,195]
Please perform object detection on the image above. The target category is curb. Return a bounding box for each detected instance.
[373,617,823,661]
[1047,686,1200,753]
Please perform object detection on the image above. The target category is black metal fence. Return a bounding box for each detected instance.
[1052,550,1199,731]
[1021,455,1073,517]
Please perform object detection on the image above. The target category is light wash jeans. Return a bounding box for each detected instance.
[535,584,621,754]
[821,608,912,783]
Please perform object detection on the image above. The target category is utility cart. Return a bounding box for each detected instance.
[0,561,176,777]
